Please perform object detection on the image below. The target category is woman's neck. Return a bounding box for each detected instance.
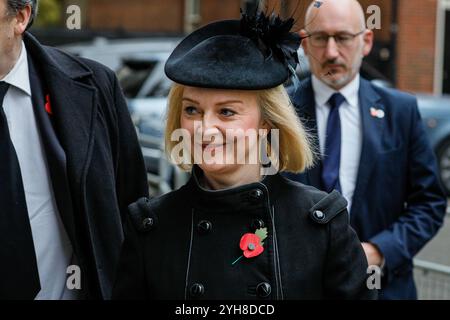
[201,164,262,190]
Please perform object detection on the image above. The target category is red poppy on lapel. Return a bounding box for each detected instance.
[45,94,52,115]
[231,228,268,266]
[240,233,264,258]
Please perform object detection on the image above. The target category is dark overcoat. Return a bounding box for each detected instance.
[9,33,149,299]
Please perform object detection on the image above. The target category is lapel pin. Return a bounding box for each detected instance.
[45,94,53,115]
[370,107,384,119]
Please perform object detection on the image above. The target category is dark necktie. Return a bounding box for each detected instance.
[321,92,346,193]
[0,81,40,299]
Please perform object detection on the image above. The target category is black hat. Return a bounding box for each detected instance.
[165,11,301,90]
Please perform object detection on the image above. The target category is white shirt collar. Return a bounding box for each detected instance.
[0,41,31,96]
[311,73,360,108]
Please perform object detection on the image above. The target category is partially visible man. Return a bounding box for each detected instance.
[0,0,148,299]
[287,0,447,299]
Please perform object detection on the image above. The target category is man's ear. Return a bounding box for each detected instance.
[362,29,374,57]
[299,29,309,55]
[14,5,32,35]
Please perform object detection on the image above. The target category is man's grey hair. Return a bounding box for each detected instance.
[6,0,38,29]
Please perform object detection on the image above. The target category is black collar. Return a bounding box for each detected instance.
[24,32,93,81]
[185,166,284,213]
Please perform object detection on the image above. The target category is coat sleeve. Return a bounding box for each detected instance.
[323,209,378,299]
[112,212,148,299]
[111,71,150,220]
[369,100,447,281]
[108,73,150,299]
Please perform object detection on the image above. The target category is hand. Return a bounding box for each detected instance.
[361,242,384,267]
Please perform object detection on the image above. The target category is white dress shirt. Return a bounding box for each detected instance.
[1,42,76,300]
[312,74,363,212]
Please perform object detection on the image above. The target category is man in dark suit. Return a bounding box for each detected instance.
[0,0,148,299]
[287,0,447,299]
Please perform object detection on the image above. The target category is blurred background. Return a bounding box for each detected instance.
[30,0,450,299]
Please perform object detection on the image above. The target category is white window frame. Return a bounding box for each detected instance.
[184,0,201,33]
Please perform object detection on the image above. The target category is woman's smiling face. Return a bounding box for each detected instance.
[180,86,267,176]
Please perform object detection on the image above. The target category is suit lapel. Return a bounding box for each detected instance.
[24,33,98,223]
[45,71,97,191]
[28,53,79,250]
[292,78,322,188]
[350,79,385,218]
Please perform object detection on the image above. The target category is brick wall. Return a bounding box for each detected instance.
[396,0,437,93]
[84,0,394,40]
[82,0,439,94]
[85,0,242,33]
[200,0,242,25]
[86,0,185,33]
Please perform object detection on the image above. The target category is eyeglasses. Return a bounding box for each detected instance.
[305,30,365,48]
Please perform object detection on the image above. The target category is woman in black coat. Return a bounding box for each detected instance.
[113,10,377,300]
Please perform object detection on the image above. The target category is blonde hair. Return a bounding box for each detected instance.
[164,83,316,173]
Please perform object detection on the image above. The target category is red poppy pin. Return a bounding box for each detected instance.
[45,94,52,115]
[232,228,268,266]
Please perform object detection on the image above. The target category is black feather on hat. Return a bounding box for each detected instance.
[165,9,301,90]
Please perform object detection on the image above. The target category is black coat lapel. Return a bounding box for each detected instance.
[24,33,98,216]
[27,53,78,250]
[25,33,101,297]
[350,79,385,218]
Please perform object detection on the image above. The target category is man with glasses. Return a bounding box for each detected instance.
[287,0,446,299]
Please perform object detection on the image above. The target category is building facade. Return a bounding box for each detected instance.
[51,0,449,94]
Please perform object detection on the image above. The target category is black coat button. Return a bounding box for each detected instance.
[250,189,263,200]
[197,220,212,234]
[190,283,205,297]
[142,217,154,230]
[313,210,325,220]
[251,219,265,230]
[256,282,272,298]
